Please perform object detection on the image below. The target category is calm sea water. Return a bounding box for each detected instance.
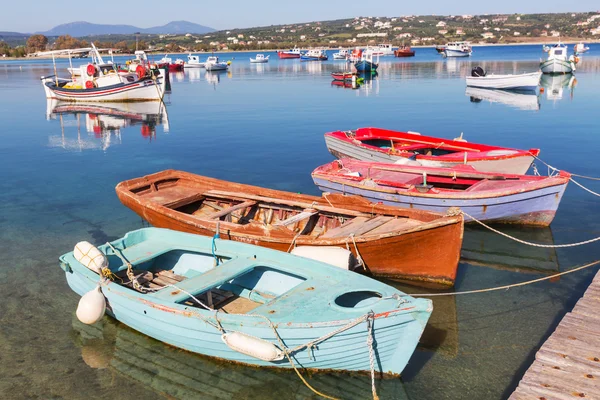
[1,44,600,400]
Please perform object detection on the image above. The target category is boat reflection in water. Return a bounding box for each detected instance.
[46,100,169,151]
[205,70,232,89]
[466,87,540,111]
[461,225,559,275]
[540,73,576,101]
[71,317,410,400]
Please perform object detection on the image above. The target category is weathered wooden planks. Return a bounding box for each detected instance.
[509,270,600,400]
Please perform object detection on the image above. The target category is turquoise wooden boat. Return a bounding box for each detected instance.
[59,227,432,376]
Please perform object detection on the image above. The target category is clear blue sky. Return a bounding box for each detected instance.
[2,0,598,32]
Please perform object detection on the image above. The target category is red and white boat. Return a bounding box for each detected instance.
[331,72,356,81]
[394,46,415,57]
[277,46,302,59]
[41,44,167,102]
[157,54,185,71]
[324,127,540,175]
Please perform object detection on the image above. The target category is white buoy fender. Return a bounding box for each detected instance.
[76,286,106,325]
[291,246,358,270]
[74,241,107,274]
[221,332,284,362]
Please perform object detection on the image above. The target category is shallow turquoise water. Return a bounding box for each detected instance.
[1,44,600,399]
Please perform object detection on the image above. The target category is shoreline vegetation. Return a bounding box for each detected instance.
[0,39,598,61]
[2,11,599,59]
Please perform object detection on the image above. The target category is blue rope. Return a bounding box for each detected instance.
[212,230,220,266]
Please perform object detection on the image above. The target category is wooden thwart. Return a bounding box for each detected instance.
[509,269,600,400]
[208,200,257,219]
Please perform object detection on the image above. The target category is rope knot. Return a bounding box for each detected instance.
[445,207,462,217]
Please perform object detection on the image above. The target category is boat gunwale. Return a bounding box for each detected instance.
[115,170,464,245]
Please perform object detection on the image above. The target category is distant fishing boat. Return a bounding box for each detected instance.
[574,42,590,54]
[59,227,432,376]
[354,51,379,72]
[394,46,415,57]
[204,56,229,71]
[277,47,302,59]
[331,72,356,81]
[250,54,269,63]
[324,127,540,174]
[157,54,185,72]
[466,67,542,91]
[116,170,464,287]
[40,43,167,102]
[332,49,349,60]
[435,45,446,54]
[185,54,205,68]
[312,159,570,226]
[443,42,472,57]
[300,49,328,61]
[540,43,577,74]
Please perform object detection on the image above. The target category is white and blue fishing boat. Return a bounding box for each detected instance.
[312,159,570,226]
[300,49,328,61]
[354,51,379,73]
[540,43,577,74]
[59,227,432,376]
[250,54,269,63]
[205,56,229,71]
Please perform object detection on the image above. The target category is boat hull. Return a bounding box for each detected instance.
[354,60,378,72]
[466,72,541,91]
[540,59,574,74]
[324,132,537,175]
[394,50,415,57]
[312,176,568,226]
[60,228,432,376]
[277,52,300,59]
[116,170,464,288]
[444,49,471,57]
[41,75,167,102]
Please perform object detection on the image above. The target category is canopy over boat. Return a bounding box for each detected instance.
[115,170,464,287]
[324,127,540,174]
[59,227,432,376]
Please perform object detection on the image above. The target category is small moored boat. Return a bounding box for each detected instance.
[205,56,229,71]
[185,54,205,68]
[312,159,570,226]
[354,51,379,72]
[332,49,349,60]
[250,54,269,63]
[41,44,167,102]
[574,42,590,54]
[300,49,328,61]
[277,47,302,59]
[394,46,415,57]
[331,72,356,81]
[466,67,542,91]
[324,127,540,174]
[59,227,432,376]
[158,54,185,72]
[540,43,577,74]
[116,170,464,287]
[443,42,472,57]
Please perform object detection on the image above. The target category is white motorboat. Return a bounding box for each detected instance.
[574,42,590,54]
[540,43,577,74]
[466,67,542,91]
[250,54,269,63]
[185,54,205,68]
[443,42,472,57]
[466,87,540,111]
[41,43,166,102]
[332,49,349,60]
[367,44,396,57]
[204,56,229,71]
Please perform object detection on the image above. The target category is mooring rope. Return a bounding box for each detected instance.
[461,209,600,248]
[408,258,600,297]
[570,178,600,198]
[533,154,600,181]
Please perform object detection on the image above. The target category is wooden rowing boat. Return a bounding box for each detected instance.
[60,228,432,375]
[312,159,570,226]
[324,127,541,175]
[115,170,464,288]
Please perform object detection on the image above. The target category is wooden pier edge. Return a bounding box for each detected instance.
[509,271,600,400]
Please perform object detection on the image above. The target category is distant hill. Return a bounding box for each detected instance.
[0,31,28,37]
[38,21,215,37]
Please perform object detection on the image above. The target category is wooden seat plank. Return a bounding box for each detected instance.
[207,201,257,219]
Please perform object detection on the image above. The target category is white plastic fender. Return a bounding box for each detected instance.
[74,241,107,274]
[291,246,358,270]
[221,332,284,362]
[76,285,106,325]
